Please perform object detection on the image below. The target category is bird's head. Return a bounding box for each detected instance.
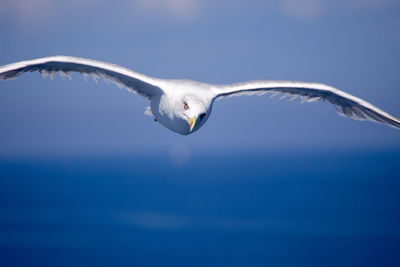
[177,94,211,135]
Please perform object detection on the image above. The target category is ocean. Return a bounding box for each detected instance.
[0,150,399,266]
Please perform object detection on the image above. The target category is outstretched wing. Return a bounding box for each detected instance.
[213,80,400,129]
[0,56,163,98]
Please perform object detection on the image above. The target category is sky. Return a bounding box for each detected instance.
[0,0,400,157]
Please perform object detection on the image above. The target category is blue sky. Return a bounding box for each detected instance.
[0,0,399,157]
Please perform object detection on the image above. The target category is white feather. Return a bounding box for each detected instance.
[214,80,400,129]
[144,107,153,116]
[1,56,399,134]
[0,55,162,98]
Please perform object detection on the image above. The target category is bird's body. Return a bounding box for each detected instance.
[151,79,214,134]
[1,55,399,134]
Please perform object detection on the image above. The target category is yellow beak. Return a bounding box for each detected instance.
[187,117,196,132]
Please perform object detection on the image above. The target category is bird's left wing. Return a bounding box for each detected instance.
[0,56,163,98]
[213,80,400,129]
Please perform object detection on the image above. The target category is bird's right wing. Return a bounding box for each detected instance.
[0,56,163,98]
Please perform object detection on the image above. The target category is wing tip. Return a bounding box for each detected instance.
[333,103,400,130]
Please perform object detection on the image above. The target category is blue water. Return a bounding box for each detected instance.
[0,150,399,266]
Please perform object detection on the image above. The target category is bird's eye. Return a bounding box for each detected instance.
[184,102,189,110]
[199,113,206,120]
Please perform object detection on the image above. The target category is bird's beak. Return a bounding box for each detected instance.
[187,117,196,132]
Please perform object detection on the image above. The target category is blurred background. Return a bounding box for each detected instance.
[0,0,399,266]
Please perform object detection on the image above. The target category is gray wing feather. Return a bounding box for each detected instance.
[0,56,163,98]
[214,80,400,129]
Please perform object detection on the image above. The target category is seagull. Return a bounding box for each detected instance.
[1,56,399,135]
